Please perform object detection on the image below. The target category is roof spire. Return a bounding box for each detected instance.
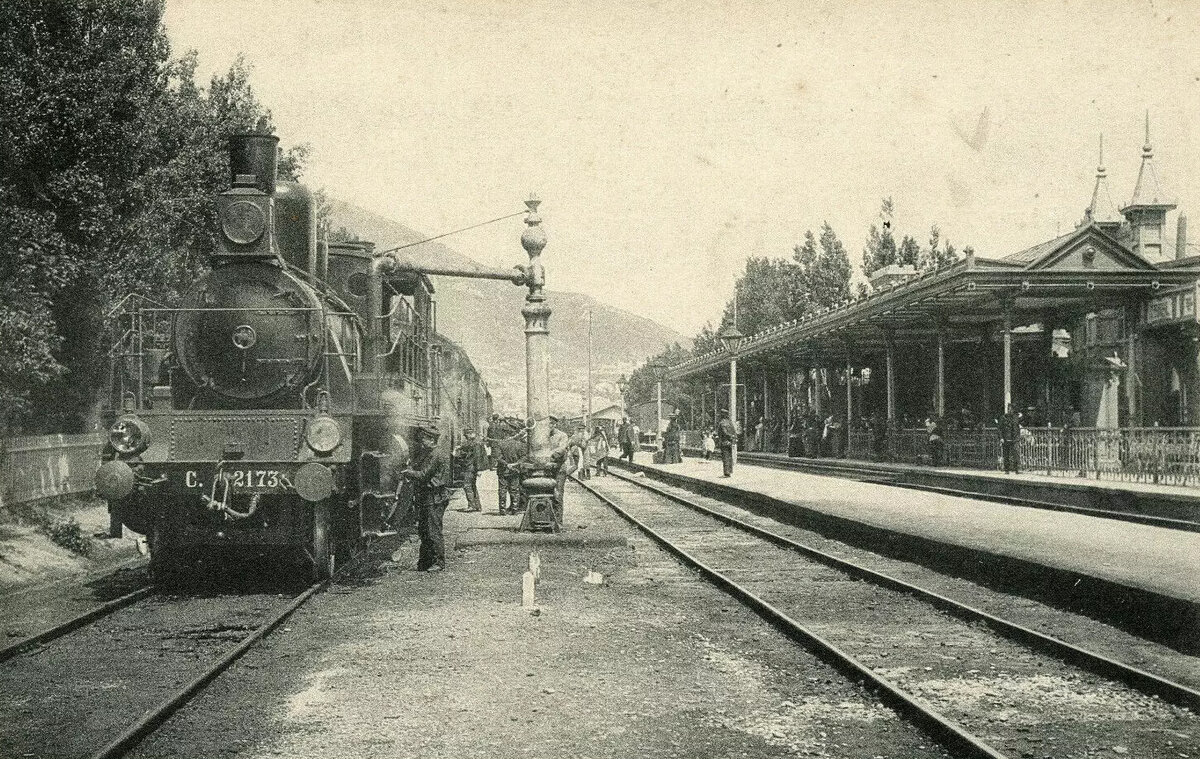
[1087,133,1120,227]
[1125,111,1172,209]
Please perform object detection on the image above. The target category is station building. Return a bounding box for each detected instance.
[667,123,1200,480]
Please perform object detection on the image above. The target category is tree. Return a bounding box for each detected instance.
[691,323,723,356]
[897,235,920,268]
[715,256,804,338]
[803,222,853,308]
[621,343,696,422]
[861,197,897,275]
[0,2,299,431]
[918,224,959,271]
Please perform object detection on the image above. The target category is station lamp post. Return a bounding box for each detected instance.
[648,359,668,447]
[719,324,744,466]
[617,374,628,417]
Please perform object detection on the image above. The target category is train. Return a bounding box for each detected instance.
[93,131,492,582]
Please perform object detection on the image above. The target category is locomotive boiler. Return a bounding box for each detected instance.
[94,131,491,582]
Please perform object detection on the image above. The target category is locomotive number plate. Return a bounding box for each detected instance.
[184,469,286,491]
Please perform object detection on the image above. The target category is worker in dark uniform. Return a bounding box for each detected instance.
[495,422,526,515]
[453,428,488,512]
[403,423,450,572]
[998,404,1022,474]
[717,412,738,477]
[618,417,636,462]
[664,411,683,464]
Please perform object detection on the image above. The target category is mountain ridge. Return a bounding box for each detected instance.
[327,199,688,415]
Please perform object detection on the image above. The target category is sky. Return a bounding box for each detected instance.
[163,0,1200,336]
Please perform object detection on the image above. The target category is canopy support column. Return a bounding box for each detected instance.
[885,332,896,422]
[936,325,946,418]
[1002,306,1013,411]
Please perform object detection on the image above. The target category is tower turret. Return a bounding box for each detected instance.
[1120,112,1176,263]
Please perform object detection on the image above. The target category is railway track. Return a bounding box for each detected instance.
[578,469,1200,759]
[716,450,1200,532]
[0,569,339,759]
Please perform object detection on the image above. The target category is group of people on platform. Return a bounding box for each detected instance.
[400,401,1028,573]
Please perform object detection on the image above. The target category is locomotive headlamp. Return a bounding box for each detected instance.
[306,416,342,454]
[221,200,267,245]
[108,415,151,455]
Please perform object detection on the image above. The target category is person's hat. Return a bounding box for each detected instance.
[465,428,477,437]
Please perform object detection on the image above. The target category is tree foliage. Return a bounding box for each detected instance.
[797,223,852,309]
[0,0,304,432]
[621,342,694,413]
[861,197,897,275]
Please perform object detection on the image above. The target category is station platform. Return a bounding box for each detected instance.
[620,453,1200,651]
[683,447,1200,527]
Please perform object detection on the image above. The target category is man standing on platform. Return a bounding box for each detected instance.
[998,404,1022,474]
[453,428,488,512]
[618,417,636,462]
[664,411,683,464]
[717,411,738,477]
[403,423,450,572]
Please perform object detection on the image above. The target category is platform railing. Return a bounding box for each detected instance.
[1021,427,1200,487]
[691,425,1200,488]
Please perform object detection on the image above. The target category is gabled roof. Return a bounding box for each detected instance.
[1003,229,1079,266]
[1001,223,1155,271]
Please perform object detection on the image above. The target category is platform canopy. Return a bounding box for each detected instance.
[668,223,1197,379]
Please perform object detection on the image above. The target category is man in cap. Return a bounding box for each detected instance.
[494,419,526,514]
[618,417,636,462]
[403,422,451,572]
[549,417,583,522]
[664,410,683,464]
[453,428,489,512]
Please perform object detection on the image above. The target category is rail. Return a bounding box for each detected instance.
[0,432,104,508]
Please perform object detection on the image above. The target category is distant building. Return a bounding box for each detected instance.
[566,403,625,438]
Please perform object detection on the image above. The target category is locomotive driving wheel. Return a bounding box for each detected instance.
[309,501,334,583]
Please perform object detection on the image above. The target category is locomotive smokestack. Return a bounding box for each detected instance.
[228,127,279,196]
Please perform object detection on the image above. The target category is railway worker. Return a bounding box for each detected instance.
[998,404,1022,474]
[618,417,637,462]
[588,425,611,475]
[549,418,584,521]
[664,411,683,464]
[453,428,488,512]
[494,422,525,515]
[716,412,738,477]
[403,423,451,572]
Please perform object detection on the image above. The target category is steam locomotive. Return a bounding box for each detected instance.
[93,131,491,582]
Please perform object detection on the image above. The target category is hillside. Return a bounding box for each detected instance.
[327,200,689,415]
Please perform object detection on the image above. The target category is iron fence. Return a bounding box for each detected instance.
[0,433,104,508]
[742,425,1200,488]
